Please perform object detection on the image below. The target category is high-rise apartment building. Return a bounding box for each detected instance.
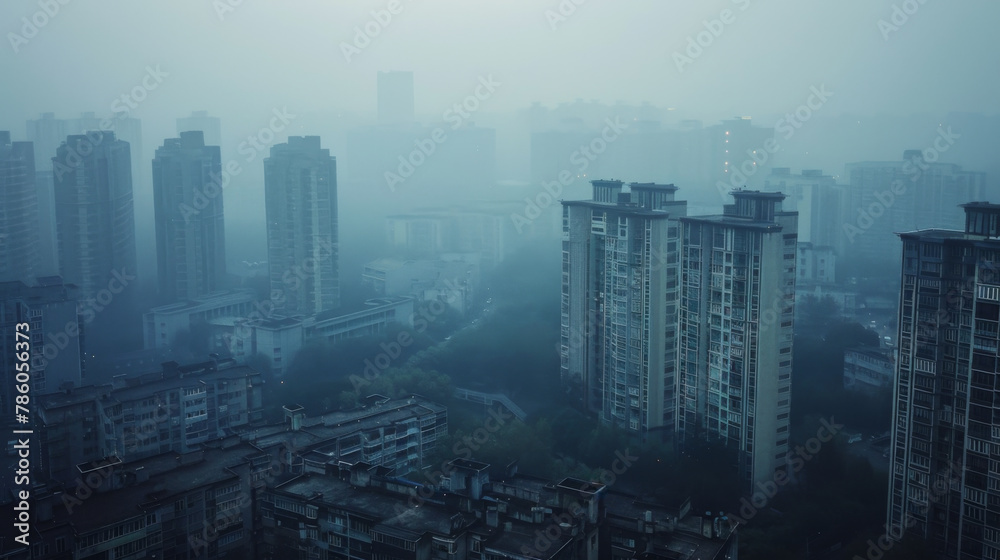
[561,180,687,439]
[264,136,339,315]
[53,131,137,302]
[0,131,40,283]
[177,110,222,147]
[764,168,845,251]
[678,191,797,489]
[152,131,227,302]
[30,112,148,279]
[887,202,1000,559]
[844,152,986,269]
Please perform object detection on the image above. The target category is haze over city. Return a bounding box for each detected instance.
[1,1,998,559]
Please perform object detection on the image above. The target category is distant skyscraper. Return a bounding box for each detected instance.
[0,277,84,418]
[264,136,339,315]
[561,181,688,439]
[177,111,222,147]
[886,202,1000,558]
[152,131,227,303]
[764,168,845,250]
[28,112,147,277]
[843,152,986,269]
[53,131,137,302]
[377,71,415,125]
[678,191,797,490]
[0,131,40,283]
[24,113,66,275]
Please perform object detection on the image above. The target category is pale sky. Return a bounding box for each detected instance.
[2,0,998,130]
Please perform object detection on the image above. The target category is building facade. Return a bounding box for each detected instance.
[0,131,40,283]
[36,358,264,485]
[53,131,137,302]
[886,202,1000,559]
[843,152,986,270]
[177,110,222,146]
[678,191,797,490]
[561,181,687,439]
[765,168,845,251]
[152,131,227,303]
[843,346,895,394]
[264,136,340,315]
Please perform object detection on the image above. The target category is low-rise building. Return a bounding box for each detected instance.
[246,396,448,477]
[143,289,258,350]
[30,438,271,559]
[362,254,478,315]
[221,296,415,377]
[796,242,837,284]
[259,458,737,559]
[36,358,263,485]
[843,346,895,393]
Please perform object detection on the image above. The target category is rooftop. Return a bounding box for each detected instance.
[37,441,264,535]
[249,396,445,455]
[679,214,785,231]
[275,474,472,536]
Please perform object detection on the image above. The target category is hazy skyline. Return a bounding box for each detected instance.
[2,0,998,131]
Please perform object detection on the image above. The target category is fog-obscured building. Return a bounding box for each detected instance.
[531,116,773,204]
[843,346,894,393]
[843,152,986,270]
[765,168,845,251]
[796,242,837,285]
[264,136,340,315]
[53,131,137,302]
[176,110,222,147]
[0,131,40,283]
[143,289,257,352]
[153,131,227,303]
[221,296,415,377]
[345,124,496,197]
[362,255,477,315]
[386,204,516,270]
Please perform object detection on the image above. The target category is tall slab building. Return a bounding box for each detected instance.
[561,180,687,439]
[152,131,227,303]
[0,131,40,283]
[53,131,137,302]
[264,136,339,315]
[887,202,1000,559]
[678,191,797,489]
